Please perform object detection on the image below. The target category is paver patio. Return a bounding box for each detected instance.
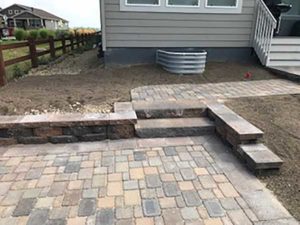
[0,136,298,225]
[131,79,300,101]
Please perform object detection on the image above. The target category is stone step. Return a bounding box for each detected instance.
[207,102,264,148]
[131,100,207,119]
[238,144,283,173]
[135,118,215,138]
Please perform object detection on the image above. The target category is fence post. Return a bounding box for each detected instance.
[76,34,80,48]
[0,45,7,86]
[62,36,66,54]
[84,34,88,46]
[28,38,38,68]
[49,36,56,59]
[70,35,74,51]
[81,34,84,46]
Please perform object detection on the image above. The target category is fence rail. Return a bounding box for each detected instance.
[0,33,100,86]
[253,0,277,66]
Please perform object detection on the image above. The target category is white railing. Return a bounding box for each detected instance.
[253,0,277,65]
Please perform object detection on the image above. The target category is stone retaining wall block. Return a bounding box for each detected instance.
[108,125,135,139]
[34,127,63,138]
[49,135,78,144]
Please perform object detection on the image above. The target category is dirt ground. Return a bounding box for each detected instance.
[0,49,277,115]
[226,95,300,221]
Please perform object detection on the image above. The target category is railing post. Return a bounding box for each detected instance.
[0,45,7,86]
[49,36,56,59]
[70,35,74,51]
[62,36,66,54]
[28,38,38,68]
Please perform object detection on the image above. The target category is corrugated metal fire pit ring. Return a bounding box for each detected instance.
[156,50,207,75]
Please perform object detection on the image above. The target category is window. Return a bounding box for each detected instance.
[167,0,200,7]
[8,10,13,15]
[206,0,237,8]
[14,10,20,14]
[120,0,242,13]
[126,0,159,5]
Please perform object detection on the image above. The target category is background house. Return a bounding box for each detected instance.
[0,4,68,30]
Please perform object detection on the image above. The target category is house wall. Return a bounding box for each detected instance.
[103,0,256,48]
[43,20,69,30]
[45,20,57,30]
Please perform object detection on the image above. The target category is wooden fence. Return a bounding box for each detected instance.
[0,33,99,87]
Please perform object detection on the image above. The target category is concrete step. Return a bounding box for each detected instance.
[132,100,207,119]
[271,37,300,45]
[270,45,300,52]
[269,52,300,61]
[135,117,215,138]
[238,144,283,174]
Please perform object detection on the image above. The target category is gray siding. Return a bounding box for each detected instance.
[104,0,256,48]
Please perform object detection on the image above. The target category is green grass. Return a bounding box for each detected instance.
[2,40,69,80]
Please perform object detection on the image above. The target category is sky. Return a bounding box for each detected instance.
[0,0,101,28]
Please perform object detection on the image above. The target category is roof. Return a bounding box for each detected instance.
[0,4,68,22]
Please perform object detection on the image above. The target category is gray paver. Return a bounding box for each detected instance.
[163,162,178,173]
[163,147,177,156]
[25,168,43,180]
[116,207,133,219]
[53,157,68,167]
[181,207,199,220]
[142,199,161,217]
[124,180,139,190]
[220,198,240,210]
[162,208,184,225]
[83,189,98,199]
[182,191,202,207]
[46,219,66,225]
[116,219,134,225]
[133,152,146,161]
[78,198,96,217]
[27,209,49,225]
[180,168,196,180]
[146,175,162,188]
[204,199,225,217]
[64,162,81,173]
[163,182,181,197]
[96,209,114,225]
[49,208,69,219]
[13,198,37,216]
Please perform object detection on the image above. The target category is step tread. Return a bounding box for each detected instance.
[136,117,214,129]
[133,99,206,111]
[238,144,283,170]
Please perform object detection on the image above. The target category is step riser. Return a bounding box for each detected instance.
[136,108,207,119]
[267,60,300,67]
[270,45,300,52]
[272,38,300,45]
[136,126,215,138]
[269,53,300,60]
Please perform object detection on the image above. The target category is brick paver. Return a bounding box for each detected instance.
[0,136,298,225]
[131,79,300,101]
